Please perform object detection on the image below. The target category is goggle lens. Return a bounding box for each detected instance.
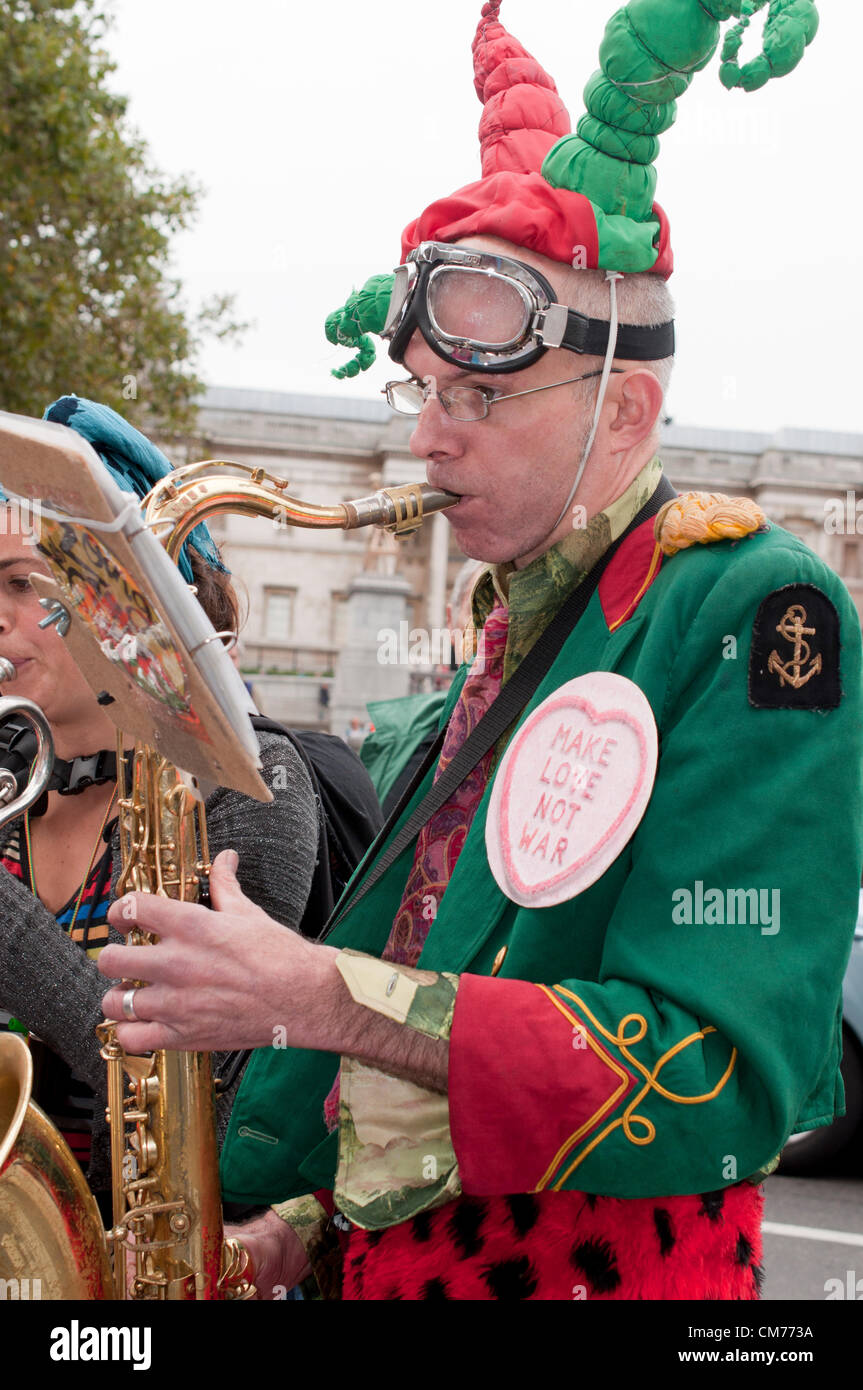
[427,267,531,350]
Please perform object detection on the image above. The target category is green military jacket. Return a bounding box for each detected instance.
[222,513,863,1206]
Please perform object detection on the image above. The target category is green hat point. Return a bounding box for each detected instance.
[720,1,819,92]
[325,273,394,379]
[543,0,819,267]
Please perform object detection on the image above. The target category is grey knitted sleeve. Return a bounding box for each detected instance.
[197,729,317,930]
[0,868,111,1093]
[0,729,318,1186]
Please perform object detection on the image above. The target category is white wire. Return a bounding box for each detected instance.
[552,270,623,530]
[2,491,142,533]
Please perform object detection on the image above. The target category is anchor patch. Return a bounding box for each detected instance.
[767,605,821,689]
[749,585,840,710]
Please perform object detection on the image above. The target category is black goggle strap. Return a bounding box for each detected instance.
[542,306,675,362]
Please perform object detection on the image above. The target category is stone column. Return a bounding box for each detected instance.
[427,510,450,631]
[329,570,413,737]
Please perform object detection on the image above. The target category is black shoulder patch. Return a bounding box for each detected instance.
[748,584,840,710]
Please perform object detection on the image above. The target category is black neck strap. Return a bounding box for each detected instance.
[0,720,119,819]
[322,474,676,937]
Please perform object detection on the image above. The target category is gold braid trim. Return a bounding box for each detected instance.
[654,492,766,557]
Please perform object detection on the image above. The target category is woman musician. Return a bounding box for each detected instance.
[0,397,320,1223]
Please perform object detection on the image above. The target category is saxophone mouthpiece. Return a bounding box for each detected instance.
[0,659,15,683]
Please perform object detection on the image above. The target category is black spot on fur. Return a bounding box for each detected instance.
[505,1194,539,1239]
[349,1250,365,1295]
[736,1231,753,1266]
[411,1211,433,1243]
[364,1229,385,1247]
[448,1197,487,1258]
[483,1256,539,1300]
[421,1277,451,1300]
[699,1190,725,1222]
[751,1262,765,1295]
[584,1192,598,1209]
[653,1207,675,1256]
[570,1237,621,1294]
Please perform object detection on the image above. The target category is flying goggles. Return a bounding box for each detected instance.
[382,242,675,374]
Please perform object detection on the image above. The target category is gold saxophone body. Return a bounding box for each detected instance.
[96,746,252,1301]
[0,460,457,1299]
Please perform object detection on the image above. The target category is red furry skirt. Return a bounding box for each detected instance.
[342,1182,764,1301]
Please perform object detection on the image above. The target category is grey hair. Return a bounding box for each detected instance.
[553,266,676,399]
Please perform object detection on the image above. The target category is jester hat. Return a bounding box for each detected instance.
[326,0,819,378]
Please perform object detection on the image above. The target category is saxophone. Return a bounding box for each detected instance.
[0,449,456,1299]
[95,744,251,1300]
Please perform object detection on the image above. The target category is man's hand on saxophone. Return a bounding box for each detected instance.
[223,1210,310,1300]
[98,849,449,1094]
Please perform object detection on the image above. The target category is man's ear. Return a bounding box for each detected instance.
[607,369,664,454]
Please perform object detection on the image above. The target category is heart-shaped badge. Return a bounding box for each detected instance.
[486,672,658,907]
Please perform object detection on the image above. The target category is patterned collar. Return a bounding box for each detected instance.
[471,457,663,683]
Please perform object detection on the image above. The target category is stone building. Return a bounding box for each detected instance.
[184,387,863,729]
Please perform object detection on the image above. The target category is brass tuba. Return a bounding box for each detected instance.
[0,456,456,1298]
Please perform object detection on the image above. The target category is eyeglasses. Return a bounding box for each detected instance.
[382,369,623,422]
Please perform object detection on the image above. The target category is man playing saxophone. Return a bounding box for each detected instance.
[102,0,862,1302]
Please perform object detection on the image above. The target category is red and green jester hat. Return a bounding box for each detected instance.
[325,0,819,379]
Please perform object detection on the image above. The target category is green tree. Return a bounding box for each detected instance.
[0,0,243,437]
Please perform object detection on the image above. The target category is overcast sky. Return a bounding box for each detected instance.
[103,0,861,437]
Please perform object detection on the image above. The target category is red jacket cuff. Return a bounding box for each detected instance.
[449,974,636,1193]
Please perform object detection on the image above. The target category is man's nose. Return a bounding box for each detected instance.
[408,388,460,461]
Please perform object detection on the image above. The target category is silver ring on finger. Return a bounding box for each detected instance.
[121,987,139,1022]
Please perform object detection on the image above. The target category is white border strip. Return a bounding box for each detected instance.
[762,1220,863,1248]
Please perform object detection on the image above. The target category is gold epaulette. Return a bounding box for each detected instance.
[654,491,767,557]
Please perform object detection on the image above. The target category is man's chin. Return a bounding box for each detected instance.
[446,504,552,567]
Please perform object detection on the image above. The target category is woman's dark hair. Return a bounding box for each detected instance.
[189,548,242,638]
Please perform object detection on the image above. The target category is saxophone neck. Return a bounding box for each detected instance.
[142,460,458,558]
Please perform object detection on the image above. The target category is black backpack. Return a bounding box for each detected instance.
[250,715,383,938]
